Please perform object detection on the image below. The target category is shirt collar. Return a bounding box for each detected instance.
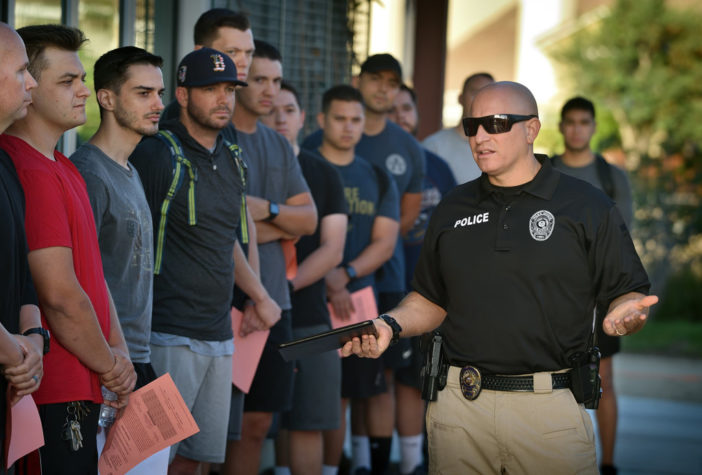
[477,154,559,202]
[162,119,225,155]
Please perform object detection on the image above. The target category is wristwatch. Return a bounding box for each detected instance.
[344,264,357,281]
[22,327,50,355]
[378,314,402,345]
[265,201,280,221]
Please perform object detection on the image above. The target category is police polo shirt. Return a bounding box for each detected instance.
[411,155,649,374]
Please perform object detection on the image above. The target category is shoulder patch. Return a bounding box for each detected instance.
[385,153,407,175]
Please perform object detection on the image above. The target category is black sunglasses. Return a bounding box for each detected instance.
[462,114,538,136]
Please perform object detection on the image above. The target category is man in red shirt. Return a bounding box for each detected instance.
[0,24,135,473]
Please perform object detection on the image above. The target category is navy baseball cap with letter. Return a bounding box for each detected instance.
[360,53,402,80]
[176,47,248,87]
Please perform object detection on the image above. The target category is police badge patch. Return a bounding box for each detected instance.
[529,210,554,241]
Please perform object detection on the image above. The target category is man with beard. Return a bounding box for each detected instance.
[130,48,281,475]
[70,46,167,473]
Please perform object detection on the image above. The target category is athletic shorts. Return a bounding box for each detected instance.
[38,401,100,475]
[378,292,412,370]
[341,354,387,399]
[281,324,342,431]
[395,336,423,389]
[244,311,294,412]
[227,386,245,441]
[134,362,158,390]
[150,344,232,464]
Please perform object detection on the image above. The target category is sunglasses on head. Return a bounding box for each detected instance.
[462,114,538,137]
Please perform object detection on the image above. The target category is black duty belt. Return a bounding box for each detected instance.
[456,365,571,401]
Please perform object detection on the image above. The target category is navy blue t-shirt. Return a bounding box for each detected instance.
[403,148,457,288]
[303,120,424,293]
[311,151,400,294]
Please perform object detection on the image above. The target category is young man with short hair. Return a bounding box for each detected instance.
[304,53,425,474]
[423,72,494,184]
[262,81,348,475]
[552,96,634,475]
[315,84,400,475]
[0,24,136,473]
[0,23,44,469]
[261,81,306,155]
[388,84,456,475]
[70,46,166,472]
[223,40,317,475]
[130,47,281,475]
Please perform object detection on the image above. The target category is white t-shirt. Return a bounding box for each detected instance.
[423,127,481,184]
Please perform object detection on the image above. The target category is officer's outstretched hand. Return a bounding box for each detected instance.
[603,293,659,337]
[341,318,392,359]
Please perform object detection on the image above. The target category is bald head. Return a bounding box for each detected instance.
[471,81,538,117]
[0,22,23,59]
[0,22,36,132]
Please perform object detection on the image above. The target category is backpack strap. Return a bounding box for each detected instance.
[594,154,616,199]
[152,130,198,274]
[224,139,249,245]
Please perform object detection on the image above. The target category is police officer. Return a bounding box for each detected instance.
[343,81,658,474]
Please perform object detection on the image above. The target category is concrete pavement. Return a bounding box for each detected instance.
[590,353,702,474]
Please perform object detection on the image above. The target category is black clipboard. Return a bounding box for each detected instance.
[278,320,378,361]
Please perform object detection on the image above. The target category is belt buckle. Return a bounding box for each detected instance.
[459,365,482,400]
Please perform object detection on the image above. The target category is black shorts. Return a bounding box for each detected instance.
[395,336,423,389]
[341,355,387,399]
[378,292,412,370]
[227,386,245,441]
[243,310,294,412]
[134,362,158,390]
[38,401,100,475]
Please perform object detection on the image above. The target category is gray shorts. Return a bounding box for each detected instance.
[150,344,232,464]
[281,324,342,431]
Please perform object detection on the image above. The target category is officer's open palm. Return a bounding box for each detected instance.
[603,294,658,337]
[341,319,391,359]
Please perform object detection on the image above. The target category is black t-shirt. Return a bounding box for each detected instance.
[412,155,650,374]
[130,121,244,341]
[291,150,348,328]
[0,150,38,449]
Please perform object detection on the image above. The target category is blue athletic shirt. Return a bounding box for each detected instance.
[309,150,400,294]
[302,120,424,293]
[403,148,457,289]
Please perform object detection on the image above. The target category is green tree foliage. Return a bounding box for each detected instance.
[552,0,702,313]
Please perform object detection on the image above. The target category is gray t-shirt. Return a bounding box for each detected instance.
[235,123,310,310]
[423,127,482,184]
[71,144,153,363]
[551,155,634,229]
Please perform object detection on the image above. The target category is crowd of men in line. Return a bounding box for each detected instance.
[0,6,655,475]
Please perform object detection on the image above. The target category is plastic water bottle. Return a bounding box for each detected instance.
[98,386,118,428]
